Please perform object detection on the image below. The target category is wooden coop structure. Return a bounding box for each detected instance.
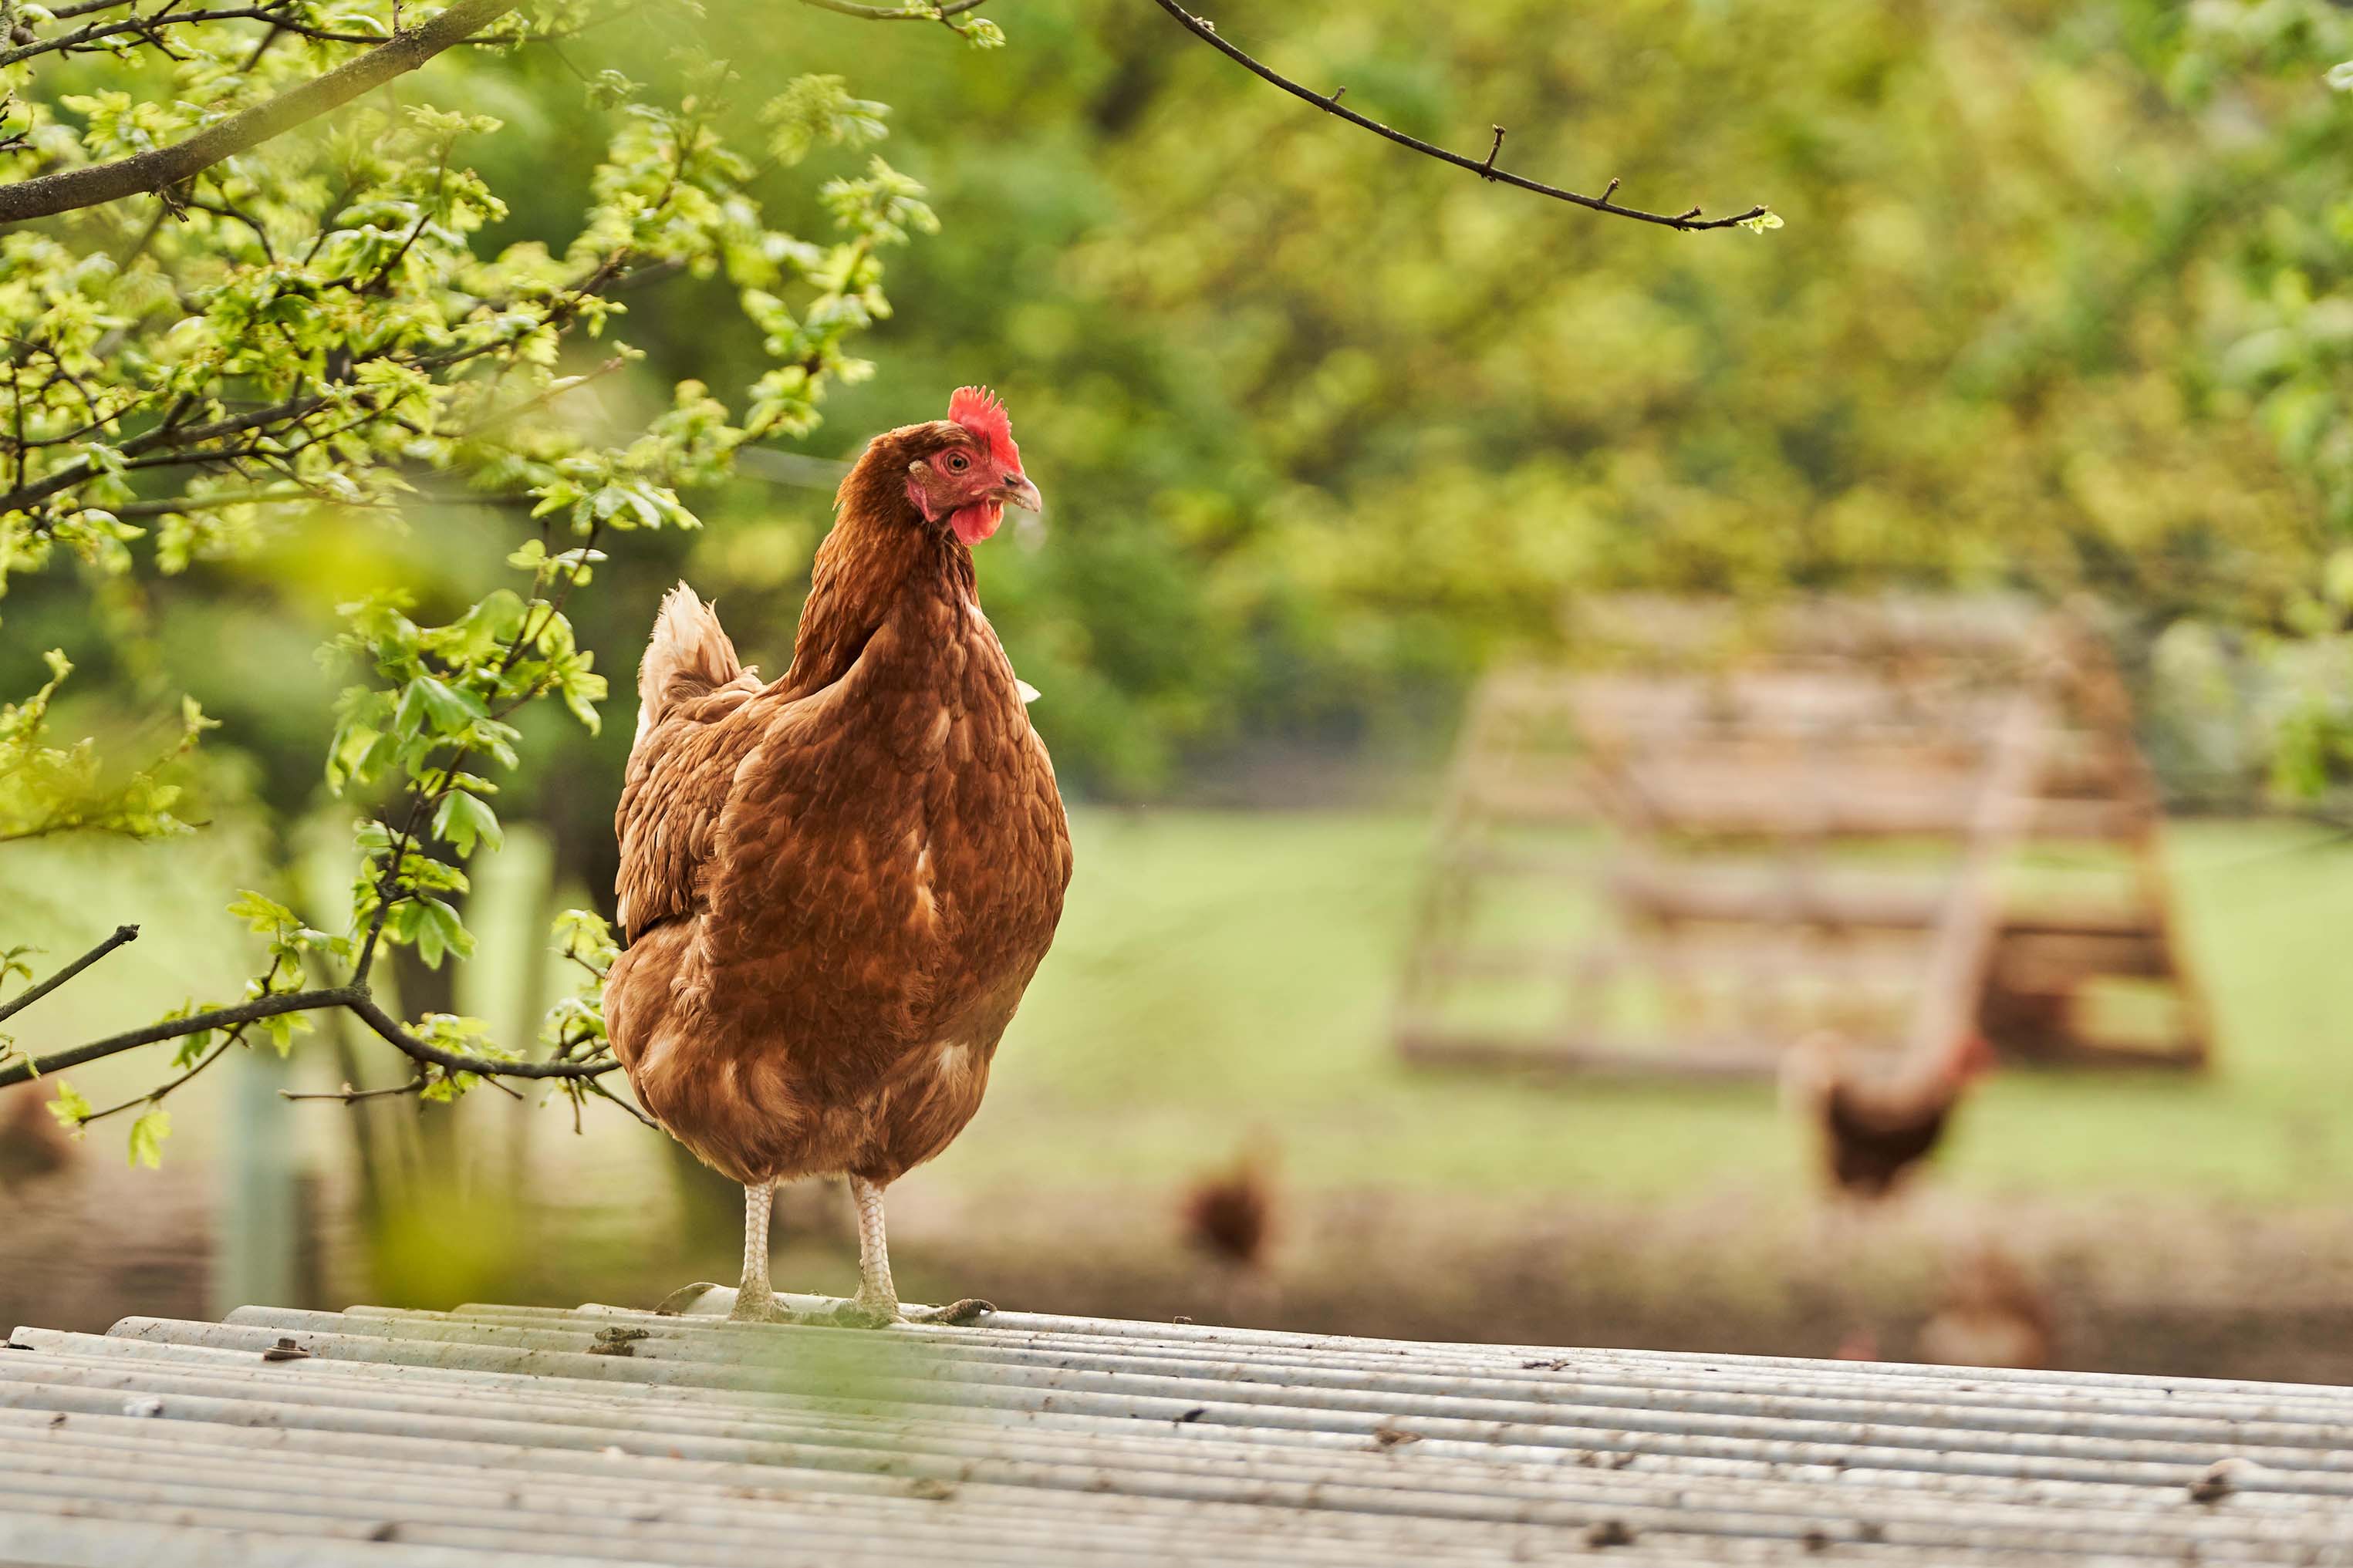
[1393,596,2211,1080]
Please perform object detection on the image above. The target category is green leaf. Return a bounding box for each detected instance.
[47,1080,91,1133]
[171,1028,215,1069]
[410,676,487,734]
[430,591,528,662]
[432,791,503,857]
[127,1108,170,1169]
[410,897,474,969]
[228,889,298,936]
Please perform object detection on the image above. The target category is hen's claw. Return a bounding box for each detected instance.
[823,1295,993,1329]
[653,1282,724,1317]
[906,1297,995,1326]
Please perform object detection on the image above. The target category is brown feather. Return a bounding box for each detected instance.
[604,420,1072,1189]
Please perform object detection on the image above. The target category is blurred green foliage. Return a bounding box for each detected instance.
[12,0,2353,801]
[437,0,2350,794]
[2148,0,2353,802]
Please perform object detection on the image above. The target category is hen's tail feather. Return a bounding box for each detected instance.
[635,582,746,744]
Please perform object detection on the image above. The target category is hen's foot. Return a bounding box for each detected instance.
[728,1291,822,1325]
[906,1297,995,1327]
[825,1294,993,1329]
[827,1299,900,1330]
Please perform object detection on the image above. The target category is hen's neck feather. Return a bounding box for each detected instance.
[780,430,976,699]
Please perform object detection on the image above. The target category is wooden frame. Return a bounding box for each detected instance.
[1394,597,2211,1080]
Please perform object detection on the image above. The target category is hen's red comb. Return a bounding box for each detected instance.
[949,386,1021,472]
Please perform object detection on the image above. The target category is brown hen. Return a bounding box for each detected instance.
[603,387,1071,1326]
[1782,1028,1997,1201]
[1181,1152,1274,1271]
[1918,1237,2054,1369]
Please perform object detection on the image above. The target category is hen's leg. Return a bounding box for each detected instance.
[726,1181,795,1324]
[842,1175,992,1327]
[845,1175,898,1323]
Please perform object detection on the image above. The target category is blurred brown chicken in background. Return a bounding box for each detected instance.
[1784,1027,2004,1362]
[1919,1237,2055,1369]
[1783,1028,2000,1201]
[1181,1149,1275,1271]
[1179,1144,1284,1323]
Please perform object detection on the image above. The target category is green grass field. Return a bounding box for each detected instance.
[947,812,2353,1203]
[8,811,2353,1206]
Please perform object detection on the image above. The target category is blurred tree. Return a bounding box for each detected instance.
[2115,0,2353,811]
[668,0,2332,794]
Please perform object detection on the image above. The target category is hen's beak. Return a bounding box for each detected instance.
[996,474,1043,512]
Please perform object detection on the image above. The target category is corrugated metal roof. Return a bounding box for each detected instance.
[2,1289,2348,1566]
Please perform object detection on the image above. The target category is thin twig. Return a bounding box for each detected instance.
[579,1073,657,1128]
[78,1030,235,1123]
[1139,0,1770,231]
[473,1069,526,1101]
[281,1076,427,1103]
[0,924,137,1027]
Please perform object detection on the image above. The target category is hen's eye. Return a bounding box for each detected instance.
[945,452,970,473]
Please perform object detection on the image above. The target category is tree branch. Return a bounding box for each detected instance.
[0,985,344,1089]
[0,982,616,1091]
[0,0,511,227]
[1140,0,1771,232]
[338,991,613,1081]
[0,924,137,1027]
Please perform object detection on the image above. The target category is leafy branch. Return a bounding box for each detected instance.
[0,899,623,1103]
[0,652,213,845]
[0,22,942,1161]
